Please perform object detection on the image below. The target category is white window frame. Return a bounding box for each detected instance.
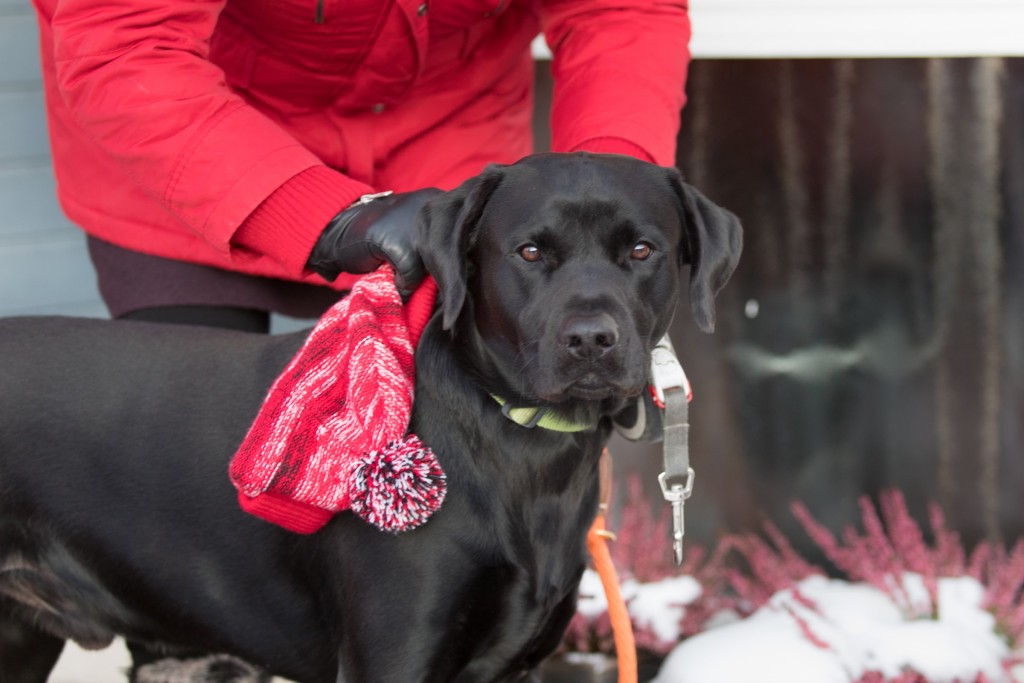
[533,1,1024,59]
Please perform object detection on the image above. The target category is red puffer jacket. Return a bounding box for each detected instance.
[32,0,690,290]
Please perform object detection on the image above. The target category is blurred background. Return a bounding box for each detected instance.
[530,1,1024,557]
[1,7,1021,677]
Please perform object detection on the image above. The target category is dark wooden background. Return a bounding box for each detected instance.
[536,57,1024,555]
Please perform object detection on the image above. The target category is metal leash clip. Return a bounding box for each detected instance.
[651,335,694,566]
[658,467,694,566]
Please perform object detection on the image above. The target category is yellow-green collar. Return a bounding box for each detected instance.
[491,395,594,433]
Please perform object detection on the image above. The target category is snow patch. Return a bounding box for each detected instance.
[654,575,1011,682]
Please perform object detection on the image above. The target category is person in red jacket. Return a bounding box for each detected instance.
[31,1,691,675]
[32,0,691,332]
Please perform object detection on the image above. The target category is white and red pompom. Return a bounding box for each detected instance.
[350,435,447,533]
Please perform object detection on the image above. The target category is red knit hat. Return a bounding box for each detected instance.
[229,265,445,534]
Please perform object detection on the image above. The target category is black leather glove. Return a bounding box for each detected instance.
[307,188,442,294]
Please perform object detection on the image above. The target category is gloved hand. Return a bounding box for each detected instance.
[307,188,442,294]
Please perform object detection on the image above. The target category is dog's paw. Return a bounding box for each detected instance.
[133,654,271,683]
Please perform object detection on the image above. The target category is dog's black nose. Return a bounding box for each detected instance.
[559,314,619,360]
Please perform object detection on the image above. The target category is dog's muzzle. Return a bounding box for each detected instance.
[531,312,649,402]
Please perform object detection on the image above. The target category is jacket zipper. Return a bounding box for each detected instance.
[315,0,324,24]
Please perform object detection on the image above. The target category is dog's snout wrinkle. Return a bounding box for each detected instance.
[558,314,619,361]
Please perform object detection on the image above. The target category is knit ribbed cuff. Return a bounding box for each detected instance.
[237,491,335,534]
[570,137,656,164]
[233,166,376,278]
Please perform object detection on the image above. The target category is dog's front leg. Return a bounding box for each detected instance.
[324,530,472,681]
[331,572,506,683]
[326,514,518,683]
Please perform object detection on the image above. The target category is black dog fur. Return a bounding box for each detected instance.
[0,153,741,683]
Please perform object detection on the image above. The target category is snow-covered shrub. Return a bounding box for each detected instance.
[563,482,1024,683]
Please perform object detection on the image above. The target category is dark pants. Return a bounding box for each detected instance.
[88,236,342,332]
[119,305,271,333]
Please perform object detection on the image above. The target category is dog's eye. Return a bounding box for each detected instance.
[518,244,542,262]
[630,242,654,261]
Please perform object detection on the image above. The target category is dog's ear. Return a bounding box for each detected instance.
[417,165,505,330]
[669,171,743,333]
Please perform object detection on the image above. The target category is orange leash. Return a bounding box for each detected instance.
[587,450,638,683]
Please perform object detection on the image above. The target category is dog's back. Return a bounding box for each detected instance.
[0,317,339,680]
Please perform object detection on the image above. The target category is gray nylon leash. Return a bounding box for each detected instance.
[651,336,694,566]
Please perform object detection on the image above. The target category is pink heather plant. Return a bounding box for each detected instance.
[561,475,727,657]
[717,519,822,613]
[790,489,1024,651]
[610,475,684,583]
[561,609,615,656]
[608,476,733,586]
[790,491,935,617]
[973,540,1024,649]
[854,673,991,683]
[729,490,1024,682]
[561,483,1024,683]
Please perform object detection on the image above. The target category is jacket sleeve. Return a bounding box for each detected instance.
[540,0,691,166]
[48,0,374,276]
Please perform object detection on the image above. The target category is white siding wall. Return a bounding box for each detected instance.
[0,1,316,331]
[0,0,106,318]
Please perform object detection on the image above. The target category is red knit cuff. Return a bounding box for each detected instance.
[237,491,335,534]
[570,137,656,164]
[232,166,376,278]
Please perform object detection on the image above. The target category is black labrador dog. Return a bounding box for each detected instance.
[0,153,741,683]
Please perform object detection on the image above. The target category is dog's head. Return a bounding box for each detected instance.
[417,152,742,410]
